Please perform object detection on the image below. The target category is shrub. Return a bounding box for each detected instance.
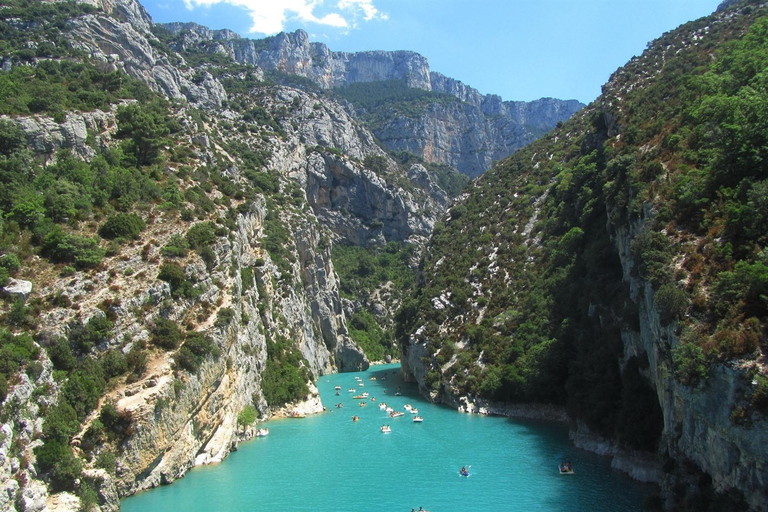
[0,253,21,275]
[672,342,708,386]
[150,318,183,350]
[100,349,128,379]
[237,404,257,426]
[185,222,217,250]
[654,284,689,324]
[98,213,145,240]
[199,245,216,270]
[157,262,199,299]
[630,229,674,288]
[161,234,189,258]
[42,227,104,269]
[215,308,235,328]
[126,347,148,376]
[173,346,199,373]
[95,450,117,473]
[46,338,76,372]
[184,332,220,359]
[68,315,113,354]
[0,329,39,377]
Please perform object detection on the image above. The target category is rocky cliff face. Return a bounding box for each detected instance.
[0,0,456,509]
[613,221,768,511]
[159,24,583,177]
[70,2,227,108]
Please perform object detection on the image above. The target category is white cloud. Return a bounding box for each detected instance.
[338,0,386,22]
[183,0,385,35]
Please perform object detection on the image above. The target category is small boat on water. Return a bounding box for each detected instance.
[335,386,341,390]
[370,377,376,381]
[403,404,412,411]
[379,403,387,410]
[410,408,419,414]
[255,428,269,437]
[336,403,343,408]
[394,392,402,396]
[558,463,575,475]
[385,407,394,413]
[380,425,391,433]
[460,467,470,477]
[389,411,404,418]
[348,388,356,393]
[290,412,305,419]
[353,395,366,399]
[358,382,365,387]
[412,416,423,423]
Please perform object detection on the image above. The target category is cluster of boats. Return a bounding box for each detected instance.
[336,374,425,433]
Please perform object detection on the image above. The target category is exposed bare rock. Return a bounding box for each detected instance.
[2,278,32,302]
[8,109,117,162]
[67,9,227,109]
[159,24,583,177]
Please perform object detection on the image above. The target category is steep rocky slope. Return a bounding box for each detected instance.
[398,2,768,510]
[0,0,455,510]
[157,23,584,177]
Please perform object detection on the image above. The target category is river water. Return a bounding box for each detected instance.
[121,363,650,512]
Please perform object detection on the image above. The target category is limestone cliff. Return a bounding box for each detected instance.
[158,23,583,177]
[0,0,454,510]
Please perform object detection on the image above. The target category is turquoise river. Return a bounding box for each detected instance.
[121,363,651,512]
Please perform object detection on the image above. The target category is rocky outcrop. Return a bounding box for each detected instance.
[159,24,583,177]
[262,86,450,247]
[2,278,32,302]
[68,3,227,108]
[5,109,118,162]
[613,222,768,511]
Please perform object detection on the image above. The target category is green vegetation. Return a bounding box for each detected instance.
[0,328,39,402]
[237,404,257,426]
[397,4,768,456]
[262,207,295,276]
[260,335,311,407]
[174,331,220,373]
[161,234,190,258]
[332,242,415,360]
[335,79,459,121]
[158,262,201,299]
[347,310,392,362]
[98,213,146,240]
[150,317,184,350]
[332,242,415,299]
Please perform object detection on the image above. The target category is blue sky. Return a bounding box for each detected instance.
[144,0,723,104]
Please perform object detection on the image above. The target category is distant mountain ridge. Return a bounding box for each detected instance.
[159,23,584,177]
